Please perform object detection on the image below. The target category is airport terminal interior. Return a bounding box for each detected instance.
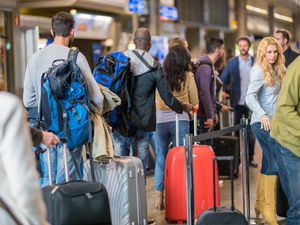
[1,0,300,224]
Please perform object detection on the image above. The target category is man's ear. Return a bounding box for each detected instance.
[50,29,54,37]
[69,28,75,37]
[148,41,152,51]
[284,38,288,45]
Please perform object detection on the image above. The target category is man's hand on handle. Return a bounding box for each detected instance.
[41,131,60,148]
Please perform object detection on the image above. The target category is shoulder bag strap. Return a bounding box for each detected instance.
[132,50,153,70]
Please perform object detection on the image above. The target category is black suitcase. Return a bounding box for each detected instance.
[42,142,111,225]
[276,178,288,217]
[196,156,248,225]
[212,136,239,177]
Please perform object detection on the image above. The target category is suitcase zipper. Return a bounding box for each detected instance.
[85,192,94,199]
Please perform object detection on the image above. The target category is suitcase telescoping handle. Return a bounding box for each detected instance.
[175,105,198,146]
[62,141,70,182]
[212,156,235,211]
[193,105,199,137]
[46,139,70,185]
[47,147,53,186]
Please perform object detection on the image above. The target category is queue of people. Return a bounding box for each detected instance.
[0,10,299,225]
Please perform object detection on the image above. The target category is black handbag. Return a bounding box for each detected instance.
[42,143,111,225]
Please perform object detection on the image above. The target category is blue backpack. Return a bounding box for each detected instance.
[40,49,92,150]
[93,51,136,137]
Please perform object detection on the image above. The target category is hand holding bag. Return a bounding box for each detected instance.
[98,84,121,115]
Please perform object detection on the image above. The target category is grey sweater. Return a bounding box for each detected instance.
[245,64,280,124]
[23,44,103,111]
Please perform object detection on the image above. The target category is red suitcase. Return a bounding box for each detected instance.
[164,109,220,222]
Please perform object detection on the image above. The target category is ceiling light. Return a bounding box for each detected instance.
[246,5,268,15]
[274,13,293,22]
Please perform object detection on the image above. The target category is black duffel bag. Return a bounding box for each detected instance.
[42,143,111,225]
[43,181,111,225]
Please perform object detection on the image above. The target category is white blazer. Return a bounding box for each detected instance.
[0,92,49,225]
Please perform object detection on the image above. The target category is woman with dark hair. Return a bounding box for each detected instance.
[153,45,198,210]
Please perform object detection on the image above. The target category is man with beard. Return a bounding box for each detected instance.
[23,12,103,186]
[220,36,257,167]
[274,29,299,68]
[195,37,225,145]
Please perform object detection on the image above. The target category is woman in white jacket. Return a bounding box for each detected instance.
[246,37,285,225]
[0,92,49,225]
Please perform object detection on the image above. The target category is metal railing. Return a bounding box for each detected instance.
[185,118,250,225]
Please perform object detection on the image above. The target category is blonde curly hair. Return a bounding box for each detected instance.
[256,37,285,86]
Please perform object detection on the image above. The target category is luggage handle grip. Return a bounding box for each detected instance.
[212,156,235,211]
[176,105,198,146]
[95,155,115,164]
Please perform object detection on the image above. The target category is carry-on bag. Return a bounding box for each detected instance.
[42,142,111,225]
[185,119,251,225]
[164,108,219,222]
[212,136,239,177]
[196,156,248,225]
[83,156,148,225]
[215,101,240,177]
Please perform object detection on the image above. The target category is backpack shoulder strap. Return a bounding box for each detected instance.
[198,60,213,68]
[132,50,153,70]
[68,48,80,62]
[193,60,213,72]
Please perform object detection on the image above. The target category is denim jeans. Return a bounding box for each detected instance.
[251,122,277,175]
[198,115,213,146]
[153,120,189,191]
[39,144,83,187]
[275,141,300,225]
[112,129,151,173]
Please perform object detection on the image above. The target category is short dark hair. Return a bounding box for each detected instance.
[206,37,224,54]
[52,12,75,37]
[236,36,251,47]
[275,29,290,43]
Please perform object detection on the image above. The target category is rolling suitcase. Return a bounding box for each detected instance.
[42,142,111,225]
[83,156,148,225]
[165,109,220,222]
[196,156,247,225]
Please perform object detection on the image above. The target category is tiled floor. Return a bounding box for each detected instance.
[145,142,286,225]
